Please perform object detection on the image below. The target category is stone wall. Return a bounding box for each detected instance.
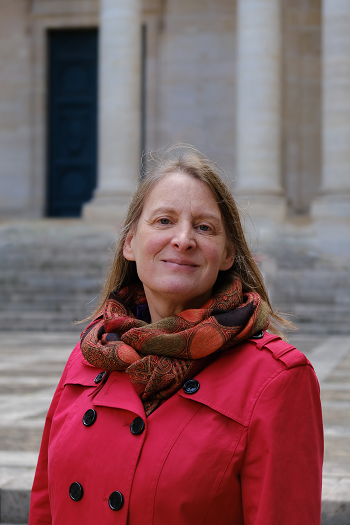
[148,0,236,179]
[0,0,329,218]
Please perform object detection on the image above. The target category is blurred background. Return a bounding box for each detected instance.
[0,0,349,332]
[0,1,350,522]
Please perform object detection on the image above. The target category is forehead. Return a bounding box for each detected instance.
[142,172,221,215]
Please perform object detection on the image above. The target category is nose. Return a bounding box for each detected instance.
[171,223,196,251]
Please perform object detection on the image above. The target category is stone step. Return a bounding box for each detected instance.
[282,303,350,320]
[0,288,100,301]
[0,311,87,332]
[293,321,350,335]
[0,268,103,284]
[0,221,112,334]
[0,287,98,296]
[0,250,111,261]
[1,304,348,332]
[1,219,350,335]
[0,452,36,524]
[269,273,350,303]
[0,260,109,271]
[277,303,350,334]
[0,295,96,316]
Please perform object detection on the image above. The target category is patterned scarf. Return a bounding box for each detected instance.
[81,278,269,416]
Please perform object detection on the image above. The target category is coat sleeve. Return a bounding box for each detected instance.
[28,347,75,525]
[240,364,324,525]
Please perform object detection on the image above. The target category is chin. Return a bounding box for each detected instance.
[160,285,198,297]
[157,282,211,303]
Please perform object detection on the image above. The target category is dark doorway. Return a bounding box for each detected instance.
[47,29,98,217]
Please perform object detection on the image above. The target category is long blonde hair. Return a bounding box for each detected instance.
[88,145,293,336]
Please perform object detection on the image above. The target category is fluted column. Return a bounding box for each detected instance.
[312,0,350,218]
[236,0,286,222]
[84,0,142,223]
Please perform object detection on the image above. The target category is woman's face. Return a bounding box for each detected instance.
[123,172,235,319]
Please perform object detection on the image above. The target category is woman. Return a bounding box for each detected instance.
[29,146,323,524]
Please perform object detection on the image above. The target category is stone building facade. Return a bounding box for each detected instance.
[0,0,350,334]
[0,0,349,244]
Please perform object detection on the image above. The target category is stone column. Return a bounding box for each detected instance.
[83,0,142,224]
[312,0,350,218]
[235,0,286,223]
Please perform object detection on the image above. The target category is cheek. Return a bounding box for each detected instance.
[132,233,165,272]
[140,239,164,263]
[143,229,170,256]
[204,243,227,269]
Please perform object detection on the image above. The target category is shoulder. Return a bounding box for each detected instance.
[59,341,104,387]
[241,331,311,369]
[181,331,317,426]
[216,330,312,379]
[201,330,312,384]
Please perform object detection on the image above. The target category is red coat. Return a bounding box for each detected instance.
[29,331,323,524]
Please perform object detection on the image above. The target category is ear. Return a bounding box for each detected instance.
[123,229,136,261]
[219,244,235,272]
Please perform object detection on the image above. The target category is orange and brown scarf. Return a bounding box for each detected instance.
[81,278,269,416]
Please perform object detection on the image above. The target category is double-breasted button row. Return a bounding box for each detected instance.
[183,379,200,394]
[69,482,124,510]
[82,410,146,437]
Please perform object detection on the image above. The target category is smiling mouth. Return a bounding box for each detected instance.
[162,260,199,268]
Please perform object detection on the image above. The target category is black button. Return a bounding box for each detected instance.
[130,417,145,435]
[83,409,97,427]
[69,482,84,502]
[94,371,106,384]
[183,379,200,394]
[251,330,264,339]
[108,491,124,511]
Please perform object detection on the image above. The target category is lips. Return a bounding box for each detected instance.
[162,259,199,267]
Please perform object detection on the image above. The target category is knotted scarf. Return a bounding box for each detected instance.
[81,278,269,416]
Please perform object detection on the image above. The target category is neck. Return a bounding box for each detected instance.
[144,287,213,323]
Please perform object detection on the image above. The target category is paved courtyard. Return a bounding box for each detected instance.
[0,331,349,524]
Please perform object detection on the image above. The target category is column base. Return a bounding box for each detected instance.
[82,191,133,225]
[311,193,350,219]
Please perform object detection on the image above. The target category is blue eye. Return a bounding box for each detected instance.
[159,218,170,225]
[199,224,210,231]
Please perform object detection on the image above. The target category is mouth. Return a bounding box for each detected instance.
[161,259,199,268]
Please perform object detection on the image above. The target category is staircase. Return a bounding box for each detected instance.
[0,219,349,334]
[0,220,116,331]
[259,241,350,335]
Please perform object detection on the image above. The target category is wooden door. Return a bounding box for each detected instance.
[47,29,98,217]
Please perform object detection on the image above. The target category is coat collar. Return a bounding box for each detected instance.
[178,333,288,426]
[64,333,288,425]
[92,372,145,418]
[64,344,145,418]
[178,344,256,426]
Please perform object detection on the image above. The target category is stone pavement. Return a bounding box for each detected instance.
[0,332,349,524]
